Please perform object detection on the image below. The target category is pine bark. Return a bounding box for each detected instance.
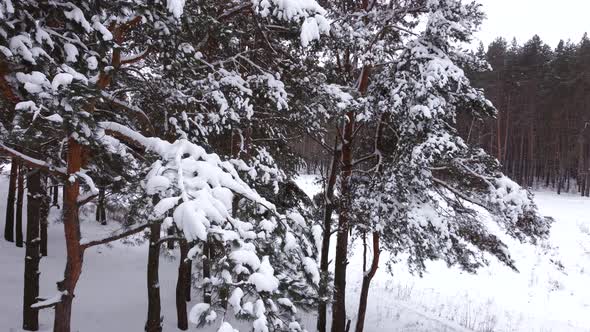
[4,158,18,242]
[185,257,192,302]
[51,181,60,208]
[176,239,189,330]
[53,138,84,332]
[166,227,175,249]
[95,187,106,225]
[23,170,41,331]
[39,176,49,257]
[331,111,354,332]
[331,65,371,332]
[15,162,25,247]
[317,135,341,332]
[354,232,380,332]
[202,241,211,304]
[145,223,162,332]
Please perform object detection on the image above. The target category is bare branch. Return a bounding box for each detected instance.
[81,224,150,250]
[0,144,66,177]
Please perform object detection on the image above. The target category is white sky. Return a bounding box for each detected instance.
[474,0,589,49]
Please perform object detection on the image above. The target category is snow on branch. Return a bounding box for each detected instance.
[31,291,67,310]
[0,143,66,176]
[80,223,151,250]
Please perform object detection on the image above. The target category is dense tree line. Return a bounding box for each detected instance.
[463,34,590,195]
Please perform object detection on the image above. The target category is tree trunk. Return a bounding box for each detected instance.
[15,163,25,247]
[96,187,106,225]
[39,176,49,257]
[331,65,371,332]
[202,241,211,304]
[23,170,41,331]
[176,239,189,330]
[4,158,18,242]
[317,135,341,332]
[54,138,84,332]
[145,223,162,332]
[51,180,60,208]
[185,254,192,302]
[167,227,175,250]
[331,113,355,332]
[354,232,380,332]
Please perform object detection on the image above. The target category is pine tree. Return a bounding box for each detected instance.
[1,1,328,331]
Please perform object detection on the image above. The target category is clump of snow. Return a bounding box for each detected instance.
[230,249,261,271]
[51,73,74,91]
[92,18,113,41]
[64,7,92,32]
[302,257,320,284]
[86,56,98,70]
[228,287,244,313]
[146,175,170,195]
[188,302,210,324]
[300,15,330,47]
[44,114,64,123]
[167,0,186,18]
[16,71,50,94]
[247,256,279,292]
[64,43,79,62]
[217,322,238,332]
[252,0,329,47]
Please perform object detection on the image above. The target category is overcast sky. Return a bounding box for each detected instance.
[474,0,589,49]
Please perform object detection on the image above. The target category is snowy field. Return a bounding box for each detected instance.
[1,173,590,331]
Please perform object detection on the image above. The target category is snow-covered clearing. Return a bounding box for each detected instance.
[1,173,589,331]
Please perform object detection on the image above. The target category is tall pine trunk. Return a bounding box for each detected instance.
[4,158,18,242]
[23,170,41,331]
[331,111,355,332]
[40,175,49,257]
[185,256,192,302]
[354,232,380,332]
[51,180,60,208]
[202,241,211,304]
[331,65,371,332]
[53,138,84,332]
[176,239,189,330]
[15,162,25,247]
[317,135,341,332]
[145,223,162,332]
[95,187,106,225]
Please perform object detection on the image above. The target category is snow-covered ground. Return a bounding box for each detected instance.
[1,173,589,331]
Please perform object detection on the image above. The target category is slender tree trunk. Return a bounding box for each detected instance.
[145,223,162,332]
[203,241,211,304]
[51,181,60,208]
[166,227,175,249]
[96,187,106,225]
[185,257,192,302]
[317,136,341,332]
[176,239,189,330]
[40,176,49,257]
[54,138,84,332]
[354,233,380,332]
[331,65,371,332]
[331,114,355,332]
[23,170,41,331]
[15,163,25,247]
[4,158,18,242]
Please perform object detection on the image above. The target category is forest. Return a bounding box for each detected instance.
[300,33,590,197]
[466,34,590,195]
[0,0,584,332]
